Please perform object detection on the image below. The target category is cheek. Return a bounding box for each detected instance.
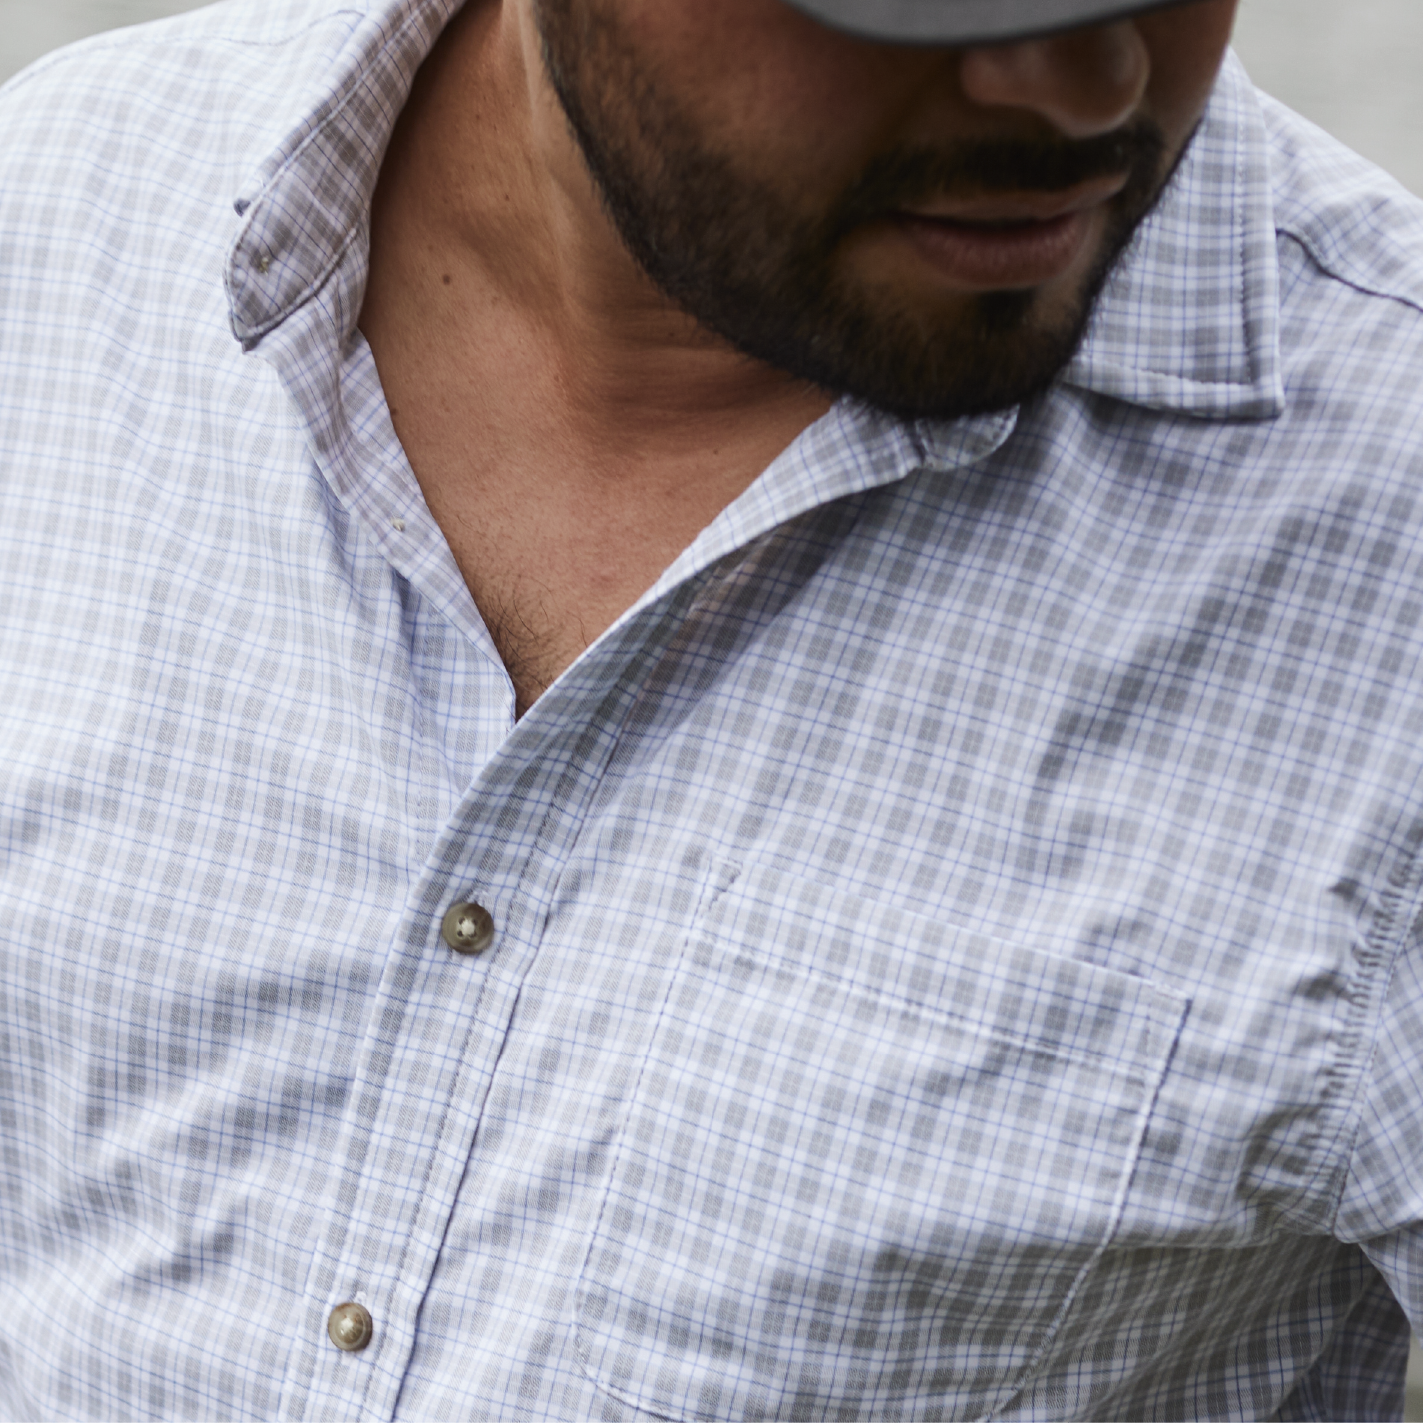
[619,0,939,182]
[1139,0,1240,141]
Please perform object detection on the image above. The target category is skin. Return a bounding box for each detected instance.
[360,0,1240,716]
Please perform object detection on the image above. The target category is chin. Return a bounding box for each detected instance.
[734,279,1092,424]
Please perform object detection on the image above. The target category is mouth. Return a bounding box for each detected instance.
[898,172,1130,226]
[888,174,1129,291]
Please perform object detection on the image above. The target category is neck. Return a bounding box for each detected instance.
[362,0,829,482]
[357,0,831,714]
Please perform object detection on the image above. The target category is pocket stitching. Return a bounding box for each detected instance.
[571,859,744,1413]
[711,933,1187,1077]
[574,863,1189,1421]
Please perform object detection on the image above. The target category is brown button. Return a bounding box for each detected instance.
[327,1301,373,1353]
[441,901,495,955]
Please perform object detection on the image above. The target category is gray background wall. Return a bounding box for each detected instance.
[1233,0,1422,194]
[1,0,1421,1410]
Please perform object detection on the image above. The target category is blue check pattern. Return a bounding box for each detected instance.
[3,0,1423,1417]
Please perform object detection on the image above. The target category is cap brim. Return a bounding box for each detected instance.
[782,0,1192,45]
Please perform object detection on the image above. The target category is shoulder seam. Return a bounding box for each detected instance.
[1277,229,1423,323]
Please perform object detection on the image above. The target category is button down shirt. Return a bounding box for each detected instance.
[3,0,1423,1417]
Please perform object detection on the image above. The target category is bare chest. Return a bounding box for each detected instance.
[426,480,688,716]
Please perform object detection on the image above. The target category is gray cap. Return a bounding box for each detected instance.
[785,0,1188,45]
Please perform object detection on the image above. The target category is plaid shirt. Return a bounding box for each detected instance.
[3,0,1423,1417]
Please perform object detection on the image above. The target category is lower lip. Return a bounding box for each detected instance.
[893,210,1094,291]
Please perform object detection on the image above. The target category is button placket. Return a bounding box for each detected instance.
[294,601,704,1419]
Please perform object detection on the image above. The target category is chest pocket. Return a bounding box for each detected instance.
[573,862,1188,1421]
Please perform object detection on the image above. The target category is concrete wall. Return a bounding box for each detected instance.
[1232,0,1422,194]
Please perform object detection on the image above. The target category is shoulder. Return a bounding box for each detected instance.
[0,0,366,113]
[0,0,375,386]
[1257,91,1423,422]
[0,0,367,490]
[1259,90,1423,318]
[0,0,367,238]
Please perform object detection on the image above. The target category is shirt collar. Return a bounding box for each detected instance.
[1061,51,1284,421]
[225,2,1283,424]
[225,0,461,350]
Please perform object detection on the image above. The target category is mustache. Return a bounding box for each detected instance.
[829,120,1168,235]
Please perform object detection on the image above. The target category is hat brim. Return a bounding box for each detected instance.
[782,0,1193,45]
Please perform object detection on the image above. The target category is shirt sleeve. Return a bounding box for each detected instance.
[1339,916,1423,1331]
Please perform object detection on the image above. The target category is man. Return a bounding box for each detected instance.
[2,0,1422,1413]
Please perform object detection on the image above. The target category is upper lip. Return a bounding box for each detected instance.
[897,173,1129,225]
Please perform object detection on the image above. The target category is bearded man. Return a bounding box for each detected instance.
[2,0,1422,1416]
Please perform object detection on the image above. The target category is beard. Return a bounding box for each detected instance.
[535,0,1175,424]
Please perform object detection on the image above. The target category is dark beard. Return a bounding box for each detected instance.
[535,0,1173,423]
